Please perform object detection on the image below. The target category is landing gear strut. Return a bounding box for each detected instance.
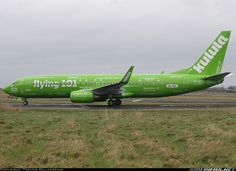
[107,99,122,106]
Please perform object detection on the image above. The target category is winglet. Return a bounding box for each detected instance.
[92,66,134,95]
[120,66,134,84]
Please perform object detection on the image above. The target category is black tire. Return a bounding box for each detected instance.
[108,99,115,106]
[23,101,28,105]
[115,99,122,106]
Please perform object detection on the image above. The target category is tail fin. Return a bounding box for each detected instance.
[173,31,231,76]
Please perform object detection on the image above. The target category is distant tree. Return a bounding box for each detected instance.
[227,86,236,91]
[207,86,226,92]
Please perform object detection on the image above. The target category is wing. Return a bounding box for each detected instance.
[93,66,134,96]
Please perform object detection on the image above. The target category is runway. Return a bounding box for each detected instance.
[1,91,236,110]
[3,99,236,110]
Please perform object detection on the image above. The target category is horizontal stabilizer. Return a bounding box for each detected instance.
[203,72,231,81]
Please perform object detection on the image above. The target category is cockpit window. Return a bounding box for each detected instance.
[12,81,18,85]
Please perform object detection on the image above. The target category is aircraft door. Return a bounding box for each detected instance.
[23,79,33,96]
[184,78,189,92]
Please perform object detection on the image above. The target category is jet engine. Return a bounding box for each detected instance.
[70,90,94,103]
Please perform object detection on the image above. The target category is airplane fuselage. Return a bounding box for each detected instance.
[4,73,219,99]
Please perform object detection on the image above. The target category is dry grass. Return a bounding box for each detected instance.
[0,107,236,167]
[0,157,11,168]
[204,124,236,137]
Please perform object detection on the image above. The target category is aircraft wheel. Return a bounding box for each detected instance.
[108,99,115,106]
[115,99,122,106]
[23,100,28,105]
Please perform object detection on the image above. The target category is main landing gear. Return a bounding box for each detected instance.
[108,99,122,106]
[23,100,28,105]
[22,98,28,105]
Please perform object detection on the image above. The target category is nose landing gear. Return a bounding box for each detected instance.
[107,99,122,106]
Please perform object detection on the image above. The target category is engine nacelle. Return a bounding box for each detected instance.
[70,90,94,103]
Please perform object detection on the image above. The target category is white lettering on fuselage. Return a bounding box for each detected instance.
[33,80,77,89]
[193,35,228,73]
[166,83,178,88]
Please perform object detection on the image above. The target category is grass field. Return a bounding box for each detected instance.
[0,90,236,167]
[0,107,236,167]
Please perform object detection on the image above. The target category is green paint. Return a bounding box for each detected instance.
[3,31,231,105]
[173,31,231,75]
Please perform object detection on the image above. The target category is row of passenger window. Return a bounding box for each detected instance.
[80,81,160,86]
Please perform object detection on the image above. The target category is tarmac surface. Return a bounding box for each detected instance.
[3,98,236,110]
[1,91,236,110]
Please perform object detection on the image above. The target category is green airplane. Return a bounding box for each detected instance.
[3,31,231,106]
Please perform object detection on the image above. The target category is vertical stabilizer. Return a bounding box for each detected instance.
[173,31,231,76]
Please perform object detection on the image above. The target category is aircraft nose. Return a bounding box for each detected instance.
[3,85,10,94]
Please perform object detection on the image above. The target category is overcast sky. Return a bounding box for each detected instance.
[0,0,235,88]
